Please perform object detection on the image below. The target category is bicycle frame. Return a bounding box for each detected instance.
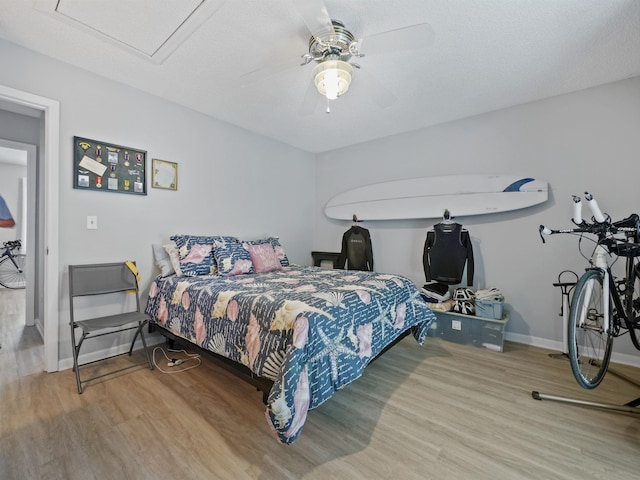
[592,244,612,335]
[2,251,21,269]
[1,243,22,269]
[603,257,640,349]
[583,261,630,338]
[593,236,640,350]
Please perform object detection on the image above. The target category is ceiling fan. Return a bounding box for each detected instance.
[242,0,435,114]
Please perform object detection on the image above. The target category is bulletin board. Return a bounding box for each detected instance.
[73,136,147,195]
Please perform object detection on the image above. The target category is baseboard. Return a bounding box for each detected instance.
[506,332,563,352]
[58,334,165,371]
[506,332,640,369]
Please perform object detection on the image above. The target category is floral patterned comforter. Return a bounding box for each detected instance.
[145,265,435,444]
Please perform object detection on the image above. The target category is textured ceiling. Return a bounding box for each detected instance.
[1,0,639,153]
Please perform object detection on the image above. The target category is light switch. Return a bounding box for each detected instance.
[87,216,98,230]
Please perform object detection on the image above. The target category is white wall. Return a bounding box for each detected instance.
[315,76,640,363]
[0,39,316,364]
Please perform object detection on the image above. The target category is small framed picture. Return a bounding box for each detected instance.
[152,159,178,190]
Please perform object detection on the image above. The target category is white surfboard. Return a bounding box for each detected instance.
[324,174,548,221]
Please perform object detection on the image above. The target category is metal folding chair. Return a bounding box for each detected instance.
[69,261,153,393]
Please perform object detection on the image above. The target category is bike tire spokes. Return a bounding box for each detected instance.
[0,254,26,289]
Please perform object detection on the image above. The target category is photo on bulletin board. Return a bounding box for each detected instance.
[152,158,178,190]
[73,136,147,195]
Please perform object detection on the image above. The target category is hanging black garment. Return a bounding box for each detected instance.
[337,226,374,271]
[423,222,474,286]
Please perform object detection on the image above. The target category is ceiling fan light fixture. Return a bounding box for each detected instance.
[313,60,353,100]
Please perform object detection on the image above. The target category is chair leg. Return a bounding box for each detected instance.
[129,328,140,356]
[70,324,84,394]
[129,320,153,370]
[140,327,154,370]
[129,319,147,355]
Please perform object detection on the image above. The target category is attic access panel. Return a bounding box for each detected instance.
[38,0,223,63]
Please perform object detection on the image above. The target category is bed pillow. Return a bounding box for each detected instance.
[267,237,290,267]
[170,235,217,276]
[243,237,289,265]
[212,236,253,276]
[246,237,290,267]
[162,241,183,276]
[152,243,175,277]
[247,242,283,273]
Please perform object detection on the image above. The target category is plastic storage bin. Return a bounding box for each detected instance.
[433,310,509,352]
[475,299,504,320]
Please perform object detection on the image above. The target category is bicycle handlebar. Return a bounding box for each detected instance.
[572,195,582,225]
[2,240,22,250]
[539,192,639,245]
[584,192,607,224]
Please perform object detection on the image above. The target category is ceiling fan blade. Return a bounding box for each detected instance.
[239,54,302,87]
[298,78,321,116]
[291,0,335,38]
[238,30,310,87]
[356,68,397,109]
[358,23,435,56]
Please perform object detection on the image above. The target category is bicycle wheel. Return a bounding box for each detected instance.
[625,259,640,348]
[0,254,26,289]
[630,259,640,317]
[568,269,613,389]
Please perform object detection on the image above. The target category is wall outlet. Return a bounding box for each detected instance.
[451,319,462,331]
[87,215,98,230]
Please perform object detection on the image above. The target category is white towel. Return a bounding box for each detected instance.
[475,287,504,301]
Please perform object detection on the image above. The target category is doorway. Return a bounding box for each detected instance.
[0,84,60,372]
[0,139,36,327]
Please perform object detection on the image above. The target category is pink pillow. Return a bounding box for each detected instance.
[247,243,283,273]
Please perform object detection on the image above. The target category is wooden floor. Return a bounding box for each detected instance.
[2,287,640,479]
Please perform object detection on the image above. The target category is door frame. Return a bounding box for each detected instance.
[0,84,60,372]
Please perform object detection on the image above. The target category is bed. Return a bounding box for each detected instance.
[145,236,436,444]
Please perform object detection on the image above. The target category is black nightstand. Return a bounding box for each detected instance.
[311,251,341,269]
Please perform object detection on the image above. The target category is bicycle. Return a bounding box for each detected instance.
[538,193,640,390]
[0,240,26,289]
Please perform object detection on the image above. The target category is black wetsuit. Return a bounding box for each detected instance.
[423,223,474,286]
[338,226,373,271]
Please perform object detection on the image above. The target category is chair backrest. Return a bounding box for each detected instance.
[69,262,141,326]
[69,262,138,297]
